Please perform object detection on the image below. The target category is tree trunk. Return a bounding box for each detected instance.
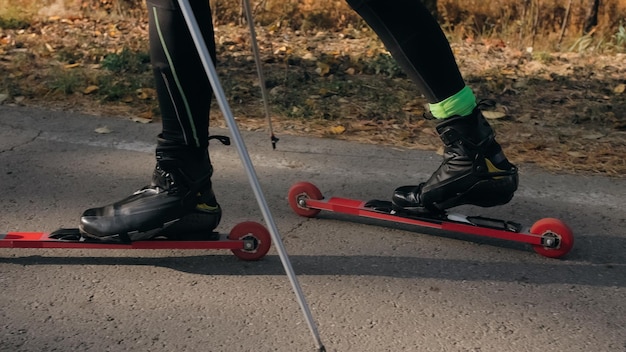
[583,0,600,34]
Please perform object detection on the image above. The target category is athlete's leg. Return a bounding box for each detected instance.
[80,0,221,241]
[346,0,518,213]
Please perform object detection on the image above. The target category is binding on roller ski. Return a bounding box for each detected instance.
[288,182,574,259]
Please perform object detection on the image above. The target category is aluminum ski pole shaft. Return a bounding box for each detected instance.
[176,1,325,351]
[242,0,279,149]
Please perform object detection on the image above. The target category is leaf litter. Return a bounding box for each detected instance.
[0,16,625,177]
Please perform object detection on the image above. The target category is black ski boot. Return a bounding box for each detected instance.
[79,136,221,242]
[392,107,518,214]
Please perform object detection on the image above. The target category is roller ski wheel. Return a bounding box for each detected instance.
[228,221,271,261]
[529,218,574,259]
[288,181,323,218]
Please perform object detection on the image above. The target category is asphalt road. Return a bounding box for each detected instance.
[1,105,625,352]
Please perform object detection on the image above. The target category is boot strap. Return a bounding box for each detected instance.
[439,126,494,149]
[179,172,213,209]
[439,128,462,146]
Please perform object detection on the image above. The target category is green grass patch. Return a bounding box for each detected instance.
[47,70,83,95]
[101,48,151,74]
[96,71,154,102]
[0,16,30,29]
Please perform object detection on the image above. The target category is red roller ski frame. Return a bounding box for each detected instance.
[288,182,574,259]
[0,221,271,261]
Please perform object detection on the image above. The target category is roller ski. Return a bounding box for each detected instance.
[0,134,273,261]
[288,182,574,259]
[0,223,271,261]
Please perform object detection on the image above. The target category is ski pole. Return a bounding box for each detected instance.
[176,1,325,351]
[241,0,279,149]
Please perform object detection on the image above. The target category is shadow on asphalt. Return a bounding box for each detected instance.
[1,240,623,288]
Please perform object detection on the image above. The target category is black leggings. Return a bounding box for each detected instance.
[346,0,465,102]
[147,0,215,149]
[148,0,465,147]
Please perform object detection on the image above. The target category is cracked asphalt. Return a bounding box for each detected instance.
[1,105,625,352]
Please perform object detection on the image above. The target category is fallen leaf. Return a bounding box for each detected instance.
[566,151,586,158]
[134,110,153,122]
[83,85,99,94]
[582,133,604,140]
[330,125,345,134]
[302,52,317,61]
[136,88,156,100]
[482,110,508,119]
[500,68,516,75]
[315,62,330,76]
[273,46,288,55]
[95,126,112,134]
[614,84,625,94]
[131,117,152,124]
[421,127,438,137]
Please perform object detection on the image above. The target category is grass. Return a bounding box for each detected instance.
[613,21,626,51]
[47,70,83,95]
[0,16,30,29]
[101,48,151,74]
[0,0,35,29]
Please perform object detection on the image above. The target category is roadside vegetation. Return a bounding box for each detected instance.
[1,0,625,176]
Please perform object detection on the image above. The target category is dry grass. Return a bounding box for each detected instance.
[222,0,626,51]
[3,0,626,45]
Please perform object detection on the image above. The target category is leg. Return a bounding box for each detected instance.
[79,0,221,242]
[346,0,518,213]
[149,0,214,149]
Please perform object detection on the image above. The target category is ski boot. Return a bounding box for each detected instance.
[79,136,221,242]
[392,106,518,214]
